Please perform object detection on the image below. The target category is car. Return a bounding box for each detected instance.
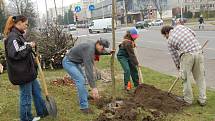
[176,18,188,24]
[151,19,163,26]
[68,24,76,31]
[135,20,151,29]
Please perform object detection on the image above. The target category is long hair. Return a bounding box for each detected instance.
[3,15,27,37]
[123,31,134,41]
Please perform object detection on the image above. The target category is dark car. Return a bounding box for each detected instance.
[135,21,150,29]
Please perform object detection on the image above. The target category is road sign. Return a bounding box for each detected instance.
[89,5,95,11]
[75,6,81,12]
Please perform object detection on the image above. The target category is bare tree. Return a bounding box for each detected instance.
[151,0,164,19]
[8,0,37,28]
[138,0,150,20]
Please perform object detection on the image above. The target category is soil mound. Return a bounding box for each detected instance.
[95,84,188,121]
[134,84,187,113]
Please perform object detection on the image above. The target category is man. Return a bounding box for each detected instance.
[199,15,204,29]
[62,38,113,114]
[161,25,207,106]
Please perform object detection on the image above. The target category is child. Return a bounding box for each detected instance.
[117,28,140,91]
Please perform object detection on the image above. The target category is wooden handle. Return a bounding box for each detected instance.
[134,48,144,84]
[138,67,144,84]
[35,56,49,96]
[168,77,180,93]
[201,40,209,50]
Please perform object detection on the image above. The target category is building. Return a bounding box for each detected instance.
[48,6,70,21]
[184,0,215,12]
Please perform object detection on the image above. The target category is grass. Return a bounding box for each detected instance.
[0,56,215,121]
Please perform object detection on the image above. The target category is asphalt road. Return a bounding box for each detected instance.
[70,27,215,89]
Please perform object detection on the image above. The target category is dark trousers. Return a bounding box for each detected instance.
[117,56,139,87]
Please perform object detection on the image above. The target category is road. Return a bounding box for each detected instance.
[70,27,215,89]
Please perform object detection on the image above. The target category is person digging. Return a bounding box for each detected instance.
[62,38,114,114]
[117,28,140,91]
[161,25,207,106]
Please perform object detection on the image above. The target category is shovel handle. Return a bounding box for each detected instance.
[35,56,49,96]
[134,48,144,83]
[138,67,144,84]
[168,77,180,93]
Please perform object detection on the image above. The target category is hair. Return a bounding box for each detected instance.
[3,15,27,37]
[161,25,174,35]
[124,31,134,41]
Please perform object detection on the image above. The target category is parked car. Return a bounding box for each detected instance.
[176,18,188,24]
[135,20,151,29]
[151,19,163,26]
[68,24,76,31]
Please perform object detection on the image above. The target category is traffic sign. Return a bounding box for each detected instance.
[75,6,81,12]
[89,5,95,11]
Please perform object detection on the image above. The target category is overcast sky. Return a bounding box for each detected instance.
[5,0,80,14]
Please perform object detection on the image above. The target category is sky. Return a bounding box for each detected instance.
[5,0,80,15]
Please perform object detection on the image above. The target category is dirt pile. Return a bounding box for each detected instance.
[134,84,187,113]
[51,75,75,87]
[95,84,188,121]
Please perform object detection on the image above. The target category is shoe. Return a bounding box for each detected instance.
[176,96,192,106]
[87,95,94,101]
[32,117,40,121]
[38,107,49,118]
[197,100,206,107]
[80,108,94,114]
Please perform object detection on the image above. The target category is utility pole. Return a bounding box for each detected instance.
[45,0,49,26]
[102,0,105,19]
[123,0,127,26]
[180,0,183,20]
[111,0,116,100]
[53,0,58,25]
[62,0,64,25]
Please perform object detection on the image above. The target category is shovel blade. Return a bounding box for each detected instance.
[45,96,57,117]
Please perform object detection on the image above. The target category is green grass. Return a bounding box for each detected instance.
[0,41,3,48]
[0,56,215,121]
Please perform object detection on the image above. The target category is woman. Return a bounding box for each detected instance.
[117,28,140,91]
[4,15,48,121]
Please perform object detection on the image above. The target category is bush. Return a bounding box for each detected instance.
[34,25,78,69]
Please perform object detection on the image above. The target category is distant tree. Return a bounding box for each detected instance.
[64,10,75,25]
[151,0,165,19]
[0,0,6,34]
[8,0,37,29]
[137,0,150,20]
[57,15,64,25]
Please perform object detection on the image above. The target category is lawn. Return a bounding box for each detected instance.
[0,56,215,121]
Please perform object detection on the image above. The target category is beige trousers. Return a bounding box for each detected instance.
[180,52,207,104]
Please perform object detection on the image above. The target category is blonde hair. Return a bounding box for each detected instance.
[3,16,15,37]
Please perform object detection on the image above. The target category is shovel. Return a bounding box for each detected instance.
[34,46,57,117]
[135,48,144,84]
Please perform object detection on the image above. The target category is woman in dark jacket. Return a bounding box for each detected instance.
[4,15,48,121]
[117,28,140,91]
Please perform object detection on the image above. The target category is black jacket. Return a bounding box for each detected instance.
[4,27,37,85]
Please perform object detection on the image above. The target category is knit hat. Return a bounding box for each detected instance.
[129,28,139,39]
[98,38,110,48]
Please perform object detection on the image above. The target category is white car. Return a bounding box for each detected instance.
[68,24,76,31]
[151,19,163,26]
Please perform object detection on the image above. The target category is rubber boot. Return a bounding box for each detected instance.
[127,81,132,91]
